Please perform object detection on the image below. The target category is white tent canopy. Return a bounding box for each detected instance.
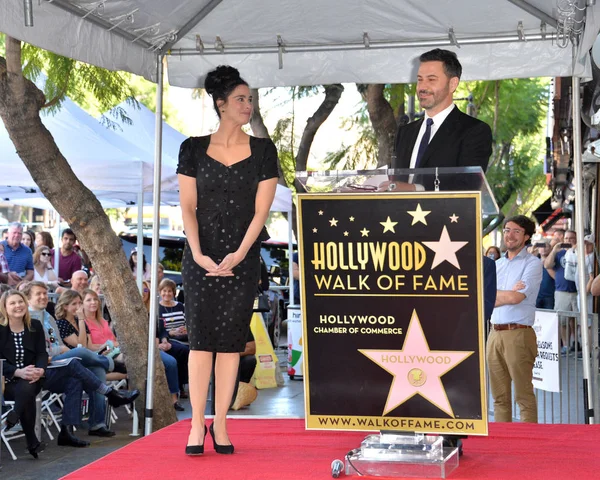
[1,1,599,88]
[2,0,597,432]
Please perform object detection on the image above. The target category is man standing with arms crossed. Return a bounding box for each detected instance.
[487,215,542,423]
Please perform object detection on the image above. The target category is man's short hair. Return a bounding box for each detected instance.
[23,281,48,298]
[504,215,536,238]
[62,228,76,240]
[554,228,566,235]
[8,221,23,232]
[419,48,462,79]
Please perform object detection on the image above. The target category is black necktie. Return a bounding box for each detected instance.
[415,118,434,168]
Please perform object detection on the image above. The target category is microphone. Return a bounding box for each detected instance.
[331,459,344,478]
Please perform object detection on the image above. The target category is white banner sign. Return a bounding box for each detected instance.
[532,310,560,393]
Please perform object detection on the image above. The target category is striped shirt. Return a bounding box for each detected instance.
[158,302,186,336]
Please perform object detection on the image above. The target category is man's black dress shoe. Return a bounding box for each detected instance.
[185,425,208,456]
[28,441,46,459]
[89,426,116,437]
[107,388,140,408]
[173,402,185,412]
[58,425,90,447]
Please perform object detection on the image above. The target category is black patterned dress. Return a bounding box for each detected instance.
[176,135,279,352]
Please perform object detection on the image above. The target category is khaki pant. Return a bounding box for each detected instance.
[486,327,538,423]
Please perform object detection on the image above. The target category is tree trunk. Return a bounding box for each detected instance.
[359,84,397,167]
[249,88,270,139]
[294,84,344,191]
[0,37,176,430]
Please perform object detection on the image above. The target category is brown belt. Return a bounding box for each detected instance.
[491,323,531,331]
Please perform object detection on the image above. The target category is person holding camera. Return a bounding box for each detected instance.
[544,229,578,355]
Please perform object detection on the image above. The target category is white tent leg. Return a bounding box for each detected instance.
[145,54,164,436]
[288,210,295,306]
[572,72,595,424]
[136,189,144,292]
[53,209,60,275]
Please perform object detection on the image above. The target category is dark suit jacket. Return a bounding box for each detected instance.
[483,256,497,322]
[392,107,492,171]
[0,319,48,380]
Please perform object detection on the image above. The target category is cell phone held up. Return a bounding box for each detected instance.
[559,243,571,249]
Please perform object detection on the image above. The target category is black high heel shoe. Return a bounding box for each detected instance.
[28,441,46,459]
[185,425,207,456]
[209,423,234,454]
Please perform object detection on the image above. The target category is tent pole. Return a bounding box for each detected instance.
[288,211,295,306]
[136,188,144,292]
[53,209,60,275]
[572,72,595,424]
[145,54,164,435]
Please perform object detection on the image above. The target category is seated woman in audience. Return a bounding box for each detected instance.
[157,278,190,400]
[158,278,187,342]
[81,288,126,373]
[0,290,47,457]
[89,274,112,324]
[33,245,59,288]
[129,248,151,281]
[140,281,185,410]
[22,230,35,250]
[35,231,55,265]
[55,290,88,349]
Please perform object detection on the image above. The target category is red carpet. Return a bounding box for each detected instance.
[62,419,600,480]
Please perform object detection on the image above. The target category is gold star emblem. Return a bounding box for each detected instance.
[360,228,370,237]
[312,228,318,233]
[407,203,431,226]
[329,218,338,227]
[449,214,459,223]
[349,216,355,222]
[343,231,349,237]
[318,210,324,215]
[380,216,398,233]
[360,310,473,417]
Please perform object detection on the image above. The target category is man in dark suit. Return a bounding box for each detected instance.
[390,49,492,191]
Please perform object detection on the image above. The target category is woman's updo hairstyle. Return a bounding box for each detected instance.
[204,65,248,118]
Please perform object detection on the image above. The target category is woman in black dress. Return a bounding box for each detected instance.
[177,65,279,455]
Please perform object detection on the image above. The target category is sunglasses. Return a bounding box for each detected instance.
[143,288,150,293]
[48,327,56,344]
[40,252,51,257]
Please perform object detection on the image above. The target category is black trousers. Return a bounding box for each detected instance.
[4,379,43,449]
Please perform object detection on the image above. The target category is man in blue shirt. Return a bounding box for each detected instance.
[487,215,542,423]
[0,222,34,281]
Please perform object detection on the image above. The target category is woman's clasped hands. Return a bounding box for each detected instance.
[193,251,244,277]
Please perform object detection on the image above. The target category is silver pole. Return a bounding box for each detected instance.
[136,188,144,292]
[144,54,164,436]
[572,73,595,424]
[288,210,295,306]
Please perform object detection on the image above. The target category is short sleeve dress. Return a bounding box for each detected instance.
[177,135,279,352]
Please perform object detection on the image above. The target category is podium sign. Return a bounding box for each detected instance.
[297,192,488,436]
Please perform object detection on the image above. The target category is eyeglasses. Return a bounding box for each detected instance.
[48,327,56,344]
[503,228,525,235]
[40,252,51,257]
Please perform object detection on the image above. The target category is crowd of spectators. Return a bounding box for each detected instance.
[1,221,258,460]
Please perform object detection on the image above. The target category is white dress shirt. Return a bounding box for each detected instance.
[409,103,456,169]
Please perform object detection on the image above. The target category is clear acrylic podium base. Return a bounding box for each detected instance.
[344,432,459,478]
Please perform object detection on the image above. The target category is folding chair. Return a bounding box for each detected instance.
[1,401,25,461]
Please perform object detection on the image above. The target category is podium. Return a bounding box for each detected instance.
[295,168,497,478]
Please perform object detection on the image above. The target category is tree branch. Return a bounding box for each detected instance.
[295,84,344,186]
[5,36,22,75]
[43,69,71,109]
[361,84,397,167]
[249,88,270,139]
